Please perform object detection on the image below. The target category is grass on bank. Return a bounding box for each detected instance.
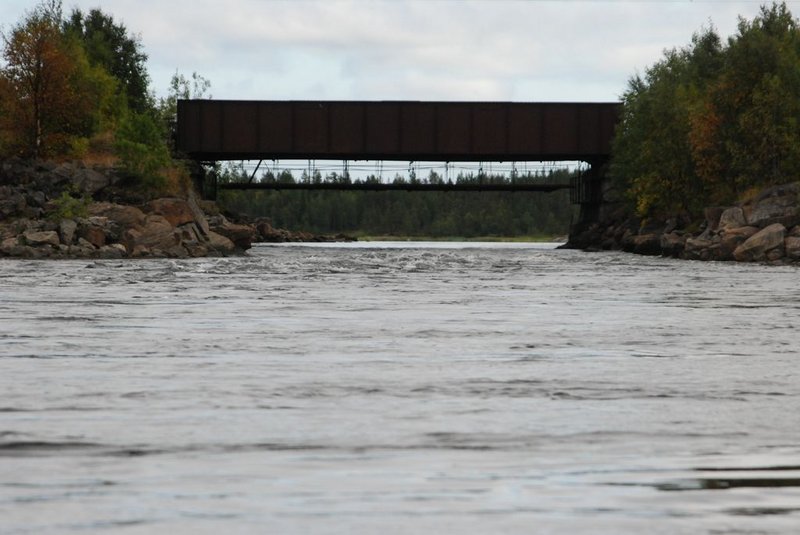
[352,233,567,243]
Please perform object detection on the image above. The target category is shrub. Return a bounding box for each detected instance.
[49,188,90,220]
[114,111,171,192]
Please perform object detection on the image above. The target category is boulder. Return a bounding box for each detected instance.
[631,233,661,256]
[719,226,759,260]
[205,230,236,254]
[183,240,209,257]
[1,236,20,253]
[210,218,255,250]
[733,223,786,262]
[22,230,60,247]
[123,214,178,253]
[704,206,726,231]
[147,198,196,227]
[766,247,785,262]
[186,193,210,236]
[88,202,145,229]
[785,237,800,260]
[59,219,78,245]
[256,220,292,242]
[683,236,714,260]
[660,232,686,257]
[77,237,96,250]
[70,168,114,195]
[79,224,106,248]
[25,190,46,208]
[718,207,747,231]
[176,223,202,242]
[68,243,95,256]
[52,162,78,183]
[96,244,125,259]
[746,184,800,228]
[2,244,41,258]
[0,191,27,219]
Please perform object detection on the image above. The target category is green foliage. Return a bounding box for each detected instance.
[0,1,126,158]
[612,26,723,217]
[156,70,212,154]
[219,170,576,239]
[114,111,171,190]
[613,2,800,217]
[49,187,90,220]
[63,8,150,113]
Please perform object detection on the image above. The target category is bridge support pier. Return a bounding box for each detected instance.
[570,158,609,238]
[189,162,218,200]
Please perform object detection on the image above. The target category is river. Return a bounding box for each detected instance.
[1,242,799,534]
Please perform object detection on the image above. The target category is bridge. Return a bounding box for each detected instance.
[176,100,621,223]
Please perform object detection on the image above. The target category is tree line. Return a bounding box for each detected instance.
[219,168,576,238]
[612,2,800,219]
[0,0,209,193]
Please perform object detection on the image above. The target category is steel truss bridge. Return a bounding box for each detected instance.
[176,100,620,204]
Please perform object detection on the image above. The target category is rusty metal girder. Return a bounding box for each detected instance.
[177,100,621,164]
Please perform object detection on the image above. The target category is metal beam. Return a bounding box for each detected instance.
[218,182,571,193]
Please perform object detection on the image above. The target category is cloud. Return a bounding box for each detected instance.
[0,0,773,101]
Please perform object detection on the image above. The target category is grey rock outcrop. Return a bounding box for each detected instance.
[733,223,786,262]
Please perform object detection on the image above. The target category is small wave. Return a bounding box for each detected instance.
[656,477,800,491]
[0,441,104,454]
[725,507,800,516]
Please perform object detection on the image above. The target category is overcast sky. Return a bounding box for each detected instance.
[0,0,789,102]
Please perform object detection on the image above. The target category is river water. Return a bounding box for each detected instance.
[1,242,799,534]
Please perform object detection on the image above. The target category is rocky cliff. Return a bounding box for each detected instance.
[566,182,800,263]
[0,159,323,259]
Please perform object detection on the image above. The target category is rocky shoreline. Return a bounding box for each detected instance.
[0,159,354,259]
[566,182,800,264]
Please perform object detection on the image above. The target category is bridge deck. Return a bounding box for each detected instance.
[177,100,620,163]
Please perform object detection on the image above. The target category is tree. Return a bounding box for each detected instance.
[612,2,800,218]
[158,70,212,152]
[114,110,171,189]
[159,71,211,122]
[693,3,800,199]
[1,0,69,156]
[0,0,118,158]
[64,8,150,113]
[612,27,722,217]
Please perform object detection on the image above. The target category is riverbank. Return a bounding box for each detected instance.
[354,234,565,243]
[565,182,800,264]
[0,159,352,259]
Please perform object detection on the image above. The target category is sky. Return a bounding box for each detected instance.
[0,0,790,103]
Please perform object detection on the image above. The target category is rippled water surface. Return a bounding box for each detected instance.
[1,242,799,534]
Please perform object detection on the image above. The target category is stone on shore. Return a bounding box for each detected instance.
[631,233,661,255]
[78,222,107,248]
[147,198,196,227]
[746,183,800,228]
[733,223,786,262]
[88,202,145,229]
[59,219,78,245]
[683,236,714,260]
[660,232,686,257]
[719,226,759,260]
[205,231,236,254]
[22,230,60,247]
[785,236,800,260]
[209,216,256,250]
[718,207,747,231]
[123,214,179,253]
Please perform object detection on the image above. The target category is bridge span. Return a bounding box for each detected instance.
[177,100,620,164]
[176,100,620,223]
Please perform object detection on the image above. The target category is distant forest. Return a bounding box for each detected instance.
[218,168,577,238]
